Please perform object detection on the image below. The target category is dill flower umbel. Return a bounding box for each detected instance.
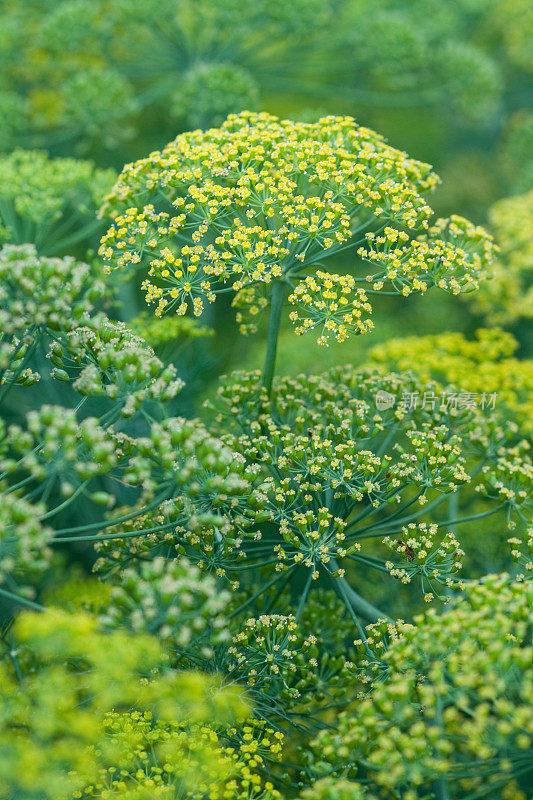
[99,112,494,346]
[310,575,533,800]
[383,522,464,600]
[0,150,115,255]
[508,527,533,581]
[0,492,52,591]
[101,556,231,657]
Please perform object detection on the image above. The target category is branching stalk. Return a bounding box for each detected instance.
[262,279,286,396]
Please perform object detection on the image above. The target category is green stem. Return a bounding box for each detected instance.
[435,504,504,528]
[0,587,45,612]
[40,480,90,521]
[51,488,171,536]
[329,558,390,623]
[295,571,313,622]
[51,517,186,544]
[332,573,369,648]
[337,576,391,623]
[262,280,286,397]
[433,694,451,800]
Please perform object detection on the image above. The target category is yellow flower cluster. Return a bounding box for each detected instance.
[277,508,356,578]
[76,711,282,800]
[508,527,533,580]
[358,215,495,296]
[232,284,270,335]
[395,425,471,497]
[368,327,533,434]
[288,271,373,345]
[383,522,464,600]
[228,615,299,692]
[99,111,448,328]
[477,447,532,528]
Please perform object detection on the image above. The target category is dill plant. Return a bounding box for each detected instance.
[309,575,533,799]
[95,113,530,681]
[0,243,279,798]
[1,112,532,798]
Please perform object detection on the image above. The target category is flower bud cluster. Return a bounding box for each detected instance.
[353,617,412,690]
[207,365,515,620]
[294,589,363,703]
[49,318,184,417]
[0,491,52,588]
[92,419,269,585]
[394,424,470,496]
[311,576,533,799]
[368,327,533,435]
[0,149,114,252]
[277,509,353,578]
[3,406,119,495]
[0,608,248,800]
[74,710,282,800]
[0,244,102,386]
[101,556,230,658]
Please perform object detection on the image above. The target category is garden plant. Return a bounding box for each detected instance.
[0,106,532,799]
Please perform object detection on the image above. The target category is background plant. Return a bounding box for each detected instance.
[309,575,533,799]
